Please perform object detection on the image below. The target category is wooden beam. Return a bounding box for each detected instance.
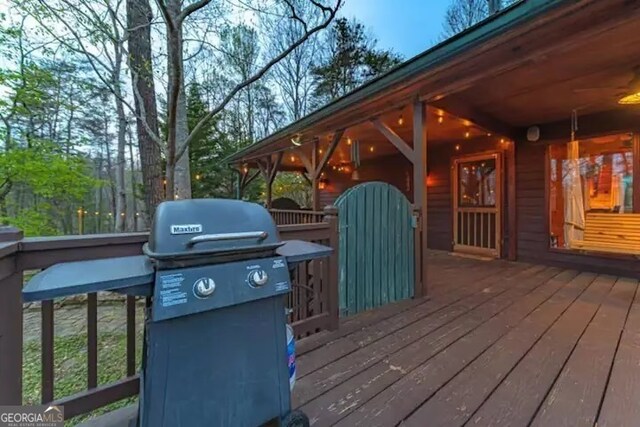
[268,152,283,184]
[429,95,517,139]
[300,171,312,187]
[413,101,428,298]
[314,129,345,179]
[507,141,517,261]
[531,109,640,143]
[298,152,314,176]
[245,169,260,187]
[634,134,640,214]
[311,140,320,211]
[371,119,415,163]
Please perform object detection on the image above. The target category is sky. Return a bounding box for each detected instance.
[339,0,450,59]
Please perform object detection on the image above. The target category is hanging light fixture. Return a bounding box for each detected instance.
[290,134,302,146]
[619,69,640,105]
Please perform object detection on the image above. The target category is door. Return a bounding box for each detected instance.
[335,182,415,317]
[453,153,502,258]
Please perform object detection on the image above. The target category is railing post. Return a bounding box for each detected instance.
[323,206,340,330]
[0,226,24,405]
[413,206,423,300]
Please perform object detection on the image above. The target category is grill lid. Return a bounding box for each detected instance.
[143,199,282,261]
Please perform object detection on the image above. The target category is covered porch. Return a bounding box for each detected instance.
[294,251,640,426]
[230,0,640,279]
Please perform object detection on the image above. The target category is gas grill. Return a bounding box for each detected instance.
[23,199,332,427]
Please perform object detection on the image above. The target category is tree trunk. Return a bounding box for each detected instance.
[114,83,127,232]
[127,0,164,217]
[127,126,140,231]
[166,0,191,200]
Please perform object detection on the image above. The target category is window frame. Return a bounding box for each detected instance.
[545,132,640,253]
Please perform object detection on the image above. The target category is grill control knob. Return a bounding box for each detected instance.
[194,277,216,298]
[248,269,269,287]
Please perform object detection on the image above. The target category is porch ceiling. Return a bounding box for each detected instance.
[446,13,640,128]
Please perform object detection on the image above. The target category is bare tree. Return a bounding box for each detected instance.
[156,0,342,200]
[442,0,513,38]
[21,0,129,231]
[262,0,323,121]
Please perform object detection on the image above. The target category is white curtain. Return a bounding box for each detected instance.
[564,140,586,247]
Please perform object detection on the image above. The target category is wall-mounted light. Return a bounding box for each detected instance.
[318,177,329,190]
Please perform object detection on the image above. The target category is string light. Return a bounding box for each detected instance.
[290,155,296,162]
[437,116,444,124]
[369,145,375,153]
[94,212,99,215]
[465,131,471,139]
[398,114,404,126]
[455,144,461,151]
[319,148,323,154]
[347,138,352,146]
[195,174,201,180]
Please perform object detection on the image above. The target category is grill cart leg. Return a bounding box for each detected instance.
[282,410,310,427]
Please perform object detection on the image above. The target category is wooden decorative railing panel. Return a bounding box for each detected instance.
[0,210,339,420]
[269,209,325,225]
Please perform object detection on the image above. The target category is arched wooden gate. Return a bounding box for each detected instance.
[335,182,415,316]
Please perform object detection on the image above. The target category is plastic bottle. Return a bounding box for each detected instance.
[286,324,296,391]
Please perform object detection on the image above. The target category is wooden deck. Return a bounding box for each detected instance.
[294,251,640,427]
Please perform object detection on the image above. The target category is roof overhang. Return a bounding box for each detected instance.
[228,0,640,164]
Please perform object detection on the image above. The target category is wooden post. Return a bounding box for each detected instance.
[0,227,24,405]
[413,101,428,298]
[323,205,340,330]
[633,134,640,214]
[312,140,320,211]
[507,140,518,260]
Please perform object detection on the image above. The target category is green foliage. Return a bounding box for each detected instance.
[187,82,261,201]
[273,173,311,208]
[312,18,403,103]
[0,142,99,235]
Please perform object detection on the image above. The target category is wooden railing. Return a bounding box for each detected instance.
[269,209,325,225]
[0,209,339,420]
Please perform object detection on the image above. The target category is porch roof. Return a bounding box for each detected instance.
[228,0,640,165]
[227,0,563,163]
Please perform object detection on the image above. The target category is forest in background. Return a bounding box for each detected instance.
[0,0,511,236]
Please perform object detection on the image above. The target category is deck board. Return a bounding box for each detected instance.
[299,267,560,425]
[597,278,640,427]
[467,274,616,426]
[293,252,640,426]
[403,271,596,427]
[531,277,637,427]
[296,262,531,378]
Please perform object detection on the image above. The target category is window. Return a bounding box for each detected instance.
[458,158,497,207]
[549,133,635,251]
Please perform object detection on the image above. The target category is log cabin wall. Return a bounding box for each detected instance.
[318,154,413,207]
[516,141,640,278]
